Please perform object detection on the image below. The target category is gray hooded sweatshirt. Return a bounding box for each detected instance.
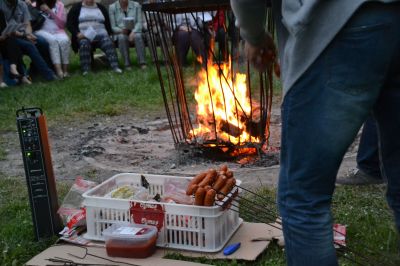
[231,0,399,96]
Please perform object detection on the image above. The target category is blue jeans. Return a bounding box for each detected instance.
[357,116,382,179]
[278,3,400,266]
[15,37,55,81]
[29,34,54,76]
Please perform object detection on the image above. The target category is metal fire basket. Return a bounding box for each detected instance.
[143,0,274,156]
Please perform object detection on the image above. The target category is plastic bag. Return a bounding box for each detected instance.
[162,178,193,205]
[58,176,97,229]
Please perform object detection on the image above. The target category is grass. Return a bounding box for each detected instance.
[0,175,71,265]
[0,52,398,265]
[0,54,163,131]
[1,175,398,265]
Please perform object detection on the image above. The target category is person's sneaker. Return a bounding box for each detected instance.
[140,64,147,70]
[82,71,89,76]
[56,71,64,79]
[113,67,123,74]
[21,76,32,85]
[336,169,384,185]
[0,82,7,88]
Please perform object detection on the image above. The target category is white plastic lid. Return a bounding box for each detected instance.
[102,223,157,241]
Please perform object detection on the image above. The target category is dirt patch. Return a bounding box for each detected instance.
[0,102,359,187]
[0,106,283,184]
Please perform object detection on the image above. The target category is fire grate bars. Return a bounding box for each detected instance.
[143,0,275,158]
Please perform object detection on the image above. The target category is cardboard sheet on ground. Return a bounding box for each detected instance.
[167,222,283,261]
[26,245,210,266]
[26,222,283,266]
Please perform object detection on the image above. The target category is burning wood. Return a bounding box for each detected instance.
[220,121,242,137]
[189,59,261,145]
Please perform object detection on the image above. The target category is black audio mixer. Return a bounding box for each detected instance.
[16,108,61,240]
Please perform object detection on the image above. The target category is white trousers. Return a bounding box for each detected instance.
[35,30,71,65]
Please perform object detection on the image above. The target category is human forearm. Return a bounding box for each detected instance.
[48,4,66,29]
[230,0,268,46]
[112,26,123,33]
[231,0,277,73]
[25,23,33,34]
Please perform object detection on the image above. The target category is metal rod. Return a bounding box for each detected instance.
[217,189,389,265]
[145,11,179,144]
[216,194,380,266]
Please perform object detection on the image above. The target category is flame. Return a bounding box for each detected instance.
[189,59,260,145]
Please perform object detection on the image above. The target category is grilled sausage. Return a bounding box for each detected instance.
[204,185,212,191]
[186,184,199,195]
[186,172,207,195]
[204,189,216,206]
[198,169,217,187]
[225,170,234,179]
[220,164,228,172]
[195,187,206,206]
[212,174,227,191]
[217,178,236,200]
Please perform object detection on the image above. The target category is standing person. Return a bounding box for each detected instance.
[231,0,400,265]
[0,0,56,81]
[66,0,122,75]
[337,116,384,185]
[109,0,147,70]
[35,0,71,79]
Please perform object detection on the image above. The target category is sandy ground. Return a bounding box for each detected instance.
[0,104,358,189]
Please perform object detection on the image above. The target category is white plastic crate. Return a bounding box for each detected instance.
[83,173,242,252]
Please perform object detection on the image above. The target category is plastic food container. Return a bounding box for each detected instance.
[103,223,158,258]
[83,173,242,252]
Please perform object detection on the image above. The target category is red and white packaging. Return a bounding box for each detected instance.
[333,224,346,248]
[58,176,97,229]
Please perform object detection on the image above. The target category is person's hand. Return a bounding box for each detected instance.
[40,4,50,13]
[26,33,37,43]
[122,29,130,35]
[13,31,24,37]
[25,0,32,6]
[245,33,277,73]
[128,31,135,42]
[77,32,85,40]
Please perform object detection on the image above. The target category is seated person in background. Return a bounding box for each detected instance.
[35,0,70,78]
[25,0,56,76]
[141,0,170,64]
[67,0,122,75]
[0,54,5,88]
[0,0,56,81]
[173,12,211,67]
[109,0,146,70]
[0,9,31,85]
[0,36,32,85]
